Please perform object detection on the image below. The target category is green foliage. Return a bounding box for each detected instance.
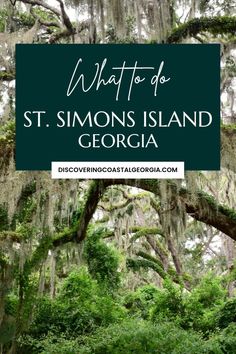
[216,298,236,329]
[0,9,7,32]
[151,279,185,322]
[0,120,15,142]
[0,316,16,345]
[84,229,121,291]
[0,121,16,163]
[5,294,18,317]
[78,320,212,354]
[123,284,159,319]
[182,274,226,332]
[21,268,125,351]
[13,11,35,28]
[34,334,81,354]
[188,274,226,309]
[150,274,226,334]
[33,8,58,24]
[0,121,15,169]
[208,324,236,354]
[127,257,168,280]
[9,262,236,353]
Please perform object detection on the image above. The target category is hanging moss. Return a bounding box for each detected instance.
[167,16,236,43]
[24,234,52,275]
[11,181,37,228]
[18,181,36,204]
[0,204,9,231]
[178,186,236,223]
[221,126,236,174]
[0,231,21,243]
[0,9,7,32]
[39,192,48,209]
[0,121,15,170]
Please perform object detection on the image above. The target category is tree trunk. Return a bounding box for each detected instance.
[89,0,96,43]
[111,0,125,38]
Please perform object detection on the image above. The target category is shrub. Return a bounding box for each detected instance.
[123,284,159,319]
[182,274,226,332]
[216,298,236,329]
[207,324,236,354]
[78,320,216,354]
[26,269,125,335]
[150,279,185,323]
[84,229,121,292]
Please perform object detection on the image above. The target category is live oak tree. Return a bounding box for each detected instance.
[1,0,236,353]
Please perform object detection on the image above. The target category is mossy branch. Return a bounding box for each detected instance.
[103,179,236,241]
[167,16,236,43]
[130,227,164,242]
[127,257,167,279]
[136,250,166,272]
[76,181,107,242]
[49,177,236,247]
[24,234,52,275]
[0,231,21,243]
[0,71,15,81]
[134,251,190,289]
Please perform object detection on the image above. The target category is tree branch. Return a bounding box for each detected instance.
[103,180,236,241]
[56,0,74,34]
[50,177,236,249]
[30,6,61,28]
[76,181,107,242]
[0,71,15,81]
[167,16,236,43]
[17,0,61,18]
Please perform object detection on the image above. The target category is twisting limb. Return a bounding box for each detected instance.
[30,6,61,29]
[48,0,75,43]
[76,181,108,242]
[16,0,75,43]
[16,0,61,18]
[98,188,150,212]
[167,16,236,43]
[56,0,75,36]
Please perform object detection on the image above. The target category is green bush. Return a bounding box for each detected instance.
[84,229,121,292]
[216,298,236,329]
[187,274,226,309]
[20,268,125,348]
[34,334,81,354]
[149,275,226,334]
[123,284,159,319]
[78,320,218,354]
[182,274,226,332]
[207,324,236,354]
[151,279,185,323]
